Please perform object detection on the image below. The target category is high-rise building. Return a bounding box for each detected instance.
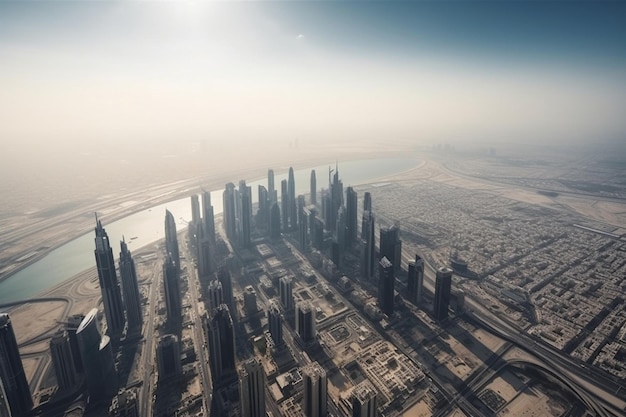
[218,266,234,307]
[281,179,289,232]
[279,276,294,311]
[351,381,377,417]
[269,203,282,239]
[196,224,213,278]
[310,169,317,205]
[334,205,346,267]
[258,185,269,227]
[329,163,343,232]
[0,378,10,417]
[298,196,309,252]
[223,182,237,240]
[65,314,84,374]
[239,358,266,417]
[77,309,118,400]
[363,192,372,212]
[109,388,139,417]
[94,218,125,341]
[119,238,142,334]
[0,314,32,416]
[288,167,297,230]
[163,255,181,325]
[302,362,327,417]
[157,334,181,380]
[202,191,216,244]
[207,279,224,314]
[407,255,424,305]
[346,187,358,245]
[360,211,376,279]
[268,169,277,205]
[164,209,180,271]
[377,257,395,316]
[295,301,316,344]
[267,301,283,348]
[321,189,331,231]
[434,267,453,321]
[207,305,236,386]
[243,286,258,315]
[238,180,252,247]
[380,225,401,273]
[190,194,201,226]
[50,330,78,392]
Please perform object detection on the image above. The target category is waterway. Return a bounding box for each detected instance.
[0,158,419,304]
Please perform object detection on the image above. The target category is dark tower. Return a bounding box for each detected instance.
[434,267,452,321]
[164,209,180,270]
[377,257,395,315]
[223,182,237,240]
[94,217,125,340]
[346,187,358,245]
[363,192,372,212]
[238,180,252,248]
[407,255,424,305]
[302,362,327,417]
[156,334,181,380]
[239,358,266,417]
[351,381,377,417]
[269,203,282,239]
[380,224,401,273]
[360,211,376,279]
[288,167,297,230]
[163,255,181,326]
[0,314,32,416]
[258,185,269,227]
[218,266,234,308]
[190,194,201,226]
[268,169,277,205]
[295,301,316,344]
[207,305,236,386]
[202,190,216,244]
[281,179,289,232]
[310,169,317,205]
[267,301,284,348]
[66,314,85,374]
[119,238,142,334]
[207,279,224,315]
[50,330,78,392]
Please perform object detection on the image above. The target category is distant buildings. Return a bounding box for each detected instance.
[50,330,78,392]
[377,257,395,316]
[207,304,236,386]
[351,381,377,417]
[302,361,327,417]
[407,255,424,305]
[295,301,316,344]
[288,167,298,230]
[157,334,181,380]
[0,314,32,416]
[310,169,317,205]
[119,238,142,334]
[434,267,453,321]
[239,358,266,417]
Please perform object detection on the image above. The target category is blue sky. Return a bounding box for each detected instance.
[1,1,625,151]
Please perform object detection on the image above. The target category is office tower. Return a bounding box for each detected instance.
[66,314,85,374]
[434,267,453,321]
[119,238,142,334]
[377,257,395,316]
[197,224,213,278]
[295,301,316,344]
[190,194,201,226]
[207,279,224,314]
[223,182,237,240]
[351,381,377,417]
[299,195,309,252]
[202,191,216,244]
[50,330,77,392]
[258,185,269,226]
[0,314,32,416]
[0,379,10,417]
[380,225,401,273]
[207,305,236,386]
[302,362,327,417]
[238,180,252,247]
[94,218,125,341]
[217,266,233,307]
[310,169,317,205]
[109,389,139,417]
[163,255,181,325]
[243,286,258,315]
[363,192,372,212]
[269,203,282,239]
[335,206,347,264]
[346,187,358,245]
[164,209,180,271]
[157,334,181,380]
[239,358,266,417]
[407,255,424,305]
[267,301,283,348]
[279,276,294,311]
[329,163,343,232]
[77,309,118,400]
[281,179,289,232]
[360,211,376,279]
[288,167,297,230]
[321,190,331,231]
[268,169,277,205]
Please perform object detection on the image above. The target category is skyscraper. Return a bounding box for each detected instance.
[94,217,125,340]
[190,194,201,226]
[329,163,343,232]
[119,238,142,334]
[196,223,213,278]
[223,182,237,240]
[380,224,401,273]
[310,169,317,205]
[346,187,358,245]
[334,205,347,267]
[238,180,252,247]
[288,167,297,230]
[377,257,395,316]
[279,276,294,311]
[0,378,10,417]
[243,286,258,315]
[295,301,316,344]
[302,362,327,417]
[207,279,224,314]
[0,314,32,416]
[65,314,85,374]
[202,190,216,244]
[258,184,269,227]
[434,267,453,321]
[157,334,181,380]
[163,255,181,325]
[363,192,372,212]
[281,179,289,232]
[407,255,424,305]
[218,266,234,307]
[298,195,309,252]
[267,301,283,348]
[207,305,236,386]
[239,358,266,417]
[351,381,377,417]
[268,169,277,205]
[360,211,376,279]
[269,203,282,239]
[164,209,180,270]
[50,330,78,392]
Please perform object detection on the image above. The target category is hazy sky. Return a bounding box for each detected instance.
[1,1,625,155]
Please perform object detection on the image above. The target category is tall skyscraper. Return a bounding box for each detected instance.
[288,167,297,230]
[50,330,78,392]
[334,205,347,266]
[218,266,233,307]
[163,255,181,325]
[279,276,294,311]
[329,163,343,232]
[119,238,142,334]
[239,358,266,417]
[0,378,10,417]
[164,209,180,270]
[109,388,139,417]
[351,381,377,417]
[302,362,327,417]
[380,225,402,273]
[77,309,118,400]
[196,224,213,278]
[238,180,252,247]
[190,194,201,226]
[407,255,424,305]
[360,211,376,279]
[298,195,309,252]
[434,267,453,321]
[295,301,316,344]
[207,279,224,314]
[346,187,358,245]
[310,169,317,205]
[0,314,32,416]
[363,192,372,212]
[65,314,85,374]
[267,301,283,348]
[156,334,181,380]
[207,305,236,386]
[94,217,125,340]
[377,257,395,316]
[258,185,269,226]
[223,182,237,240]
[243,286,258,315]
[202,190,216,244]
[269,203,282,239]
[268,169,276,205]
[281,179,289,232]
